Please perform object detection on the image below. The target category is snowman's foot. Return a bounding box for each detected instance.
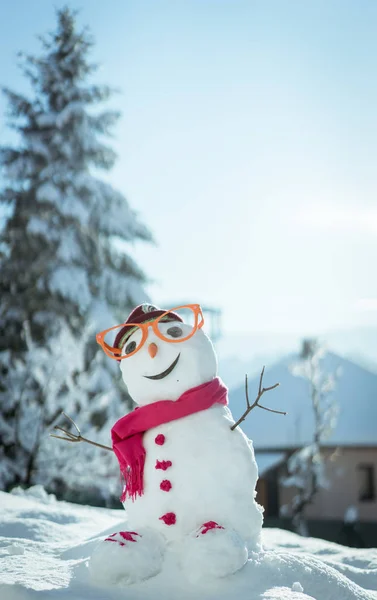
[179,521,248,580]
[88,528,165,585]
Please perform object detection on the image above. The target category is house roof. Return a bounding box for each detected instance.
[255,452,286,476]
[228,352,377,449]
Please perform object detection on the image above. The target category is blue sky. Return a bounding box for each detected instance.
[1,0,377,334]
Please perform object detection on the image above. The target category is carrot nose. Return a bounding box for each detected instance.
[148,342,158,358]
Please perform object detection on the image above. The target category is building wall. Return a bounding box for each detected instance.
[278,447,377,522]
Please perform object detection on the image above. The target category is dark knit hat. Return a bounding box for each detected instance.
[113,303,183,352]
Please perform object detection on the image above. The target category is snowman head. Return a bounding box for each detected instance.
[96,304,218,406]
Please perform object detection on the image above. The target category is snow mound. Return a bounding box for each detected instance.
[178,524,248,581]
[0,490,376,600]
[89,527,165,585]
[10,485,56,504]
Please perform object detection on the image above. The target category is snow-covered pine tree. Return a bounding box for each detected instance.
[0,7,152,495]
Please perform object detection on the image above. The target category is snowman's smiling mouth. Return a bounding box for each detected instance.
[144,353,181,380]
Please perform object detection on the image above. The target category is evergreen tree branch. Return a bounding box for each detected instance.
[0,5,150,493]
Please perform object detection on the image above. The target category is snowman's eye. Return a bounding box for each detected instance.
[125,341,137,355]
[166,326,183,338]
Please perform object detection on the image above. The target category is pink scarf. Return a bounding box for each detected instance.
[111,377,228,501]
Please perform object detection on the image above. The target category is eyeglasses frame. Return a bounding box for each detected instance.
[95,303,204,360]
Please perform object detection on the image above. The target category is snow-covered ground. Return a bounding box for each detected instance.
[1,486,376,600]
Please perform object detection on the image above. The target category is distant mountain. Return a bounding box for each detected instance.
[215,326,377,390]
[326,327,377,373]
[228,352,377,450]
[216,332,299,389]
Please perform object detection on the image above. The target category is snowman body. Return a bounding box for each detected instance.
[124,404,263,550]
[90,307,264,584]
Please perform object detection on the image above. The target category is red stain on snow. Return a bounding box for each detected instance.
[104,531,140,545]
[104,537,125,547]
[119,531,139,542]
[155,434,165,446]
[197,521,225,536]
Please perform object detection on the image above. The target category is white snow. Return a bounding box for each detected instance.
[36,182,61,204]
[0,486,376,600]
[36,113,57,128]
[58,191,90,225]
[178,524,249,581]
[88,527,165,586]
[49,265,91,310]
[26,216,57,241]
[56,230,81,263]
[55,101,85,129]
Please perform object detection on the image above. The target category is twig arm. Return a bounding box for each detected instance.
[50,413,113,452]
[245,374,251,408]
[230,368,285,431]
[258,403,286,415]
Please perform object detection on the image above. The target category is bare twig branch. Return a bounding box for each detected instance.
[230,367,285,431]
[62,412,81,435]
[50,412,113,452]
[245,374,251,408]
[258,404,286,415]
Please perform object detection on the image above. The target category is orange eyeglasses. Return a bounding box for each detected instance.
[96,304,205,360]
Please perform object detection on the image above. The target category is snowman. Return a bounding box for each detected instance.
[89,303,264,584]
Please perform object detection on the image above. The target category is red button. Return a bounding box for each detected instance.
[159,512,176,525]
[155,460,172,471]
[155,434,165,446]
[160,480,172,492]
